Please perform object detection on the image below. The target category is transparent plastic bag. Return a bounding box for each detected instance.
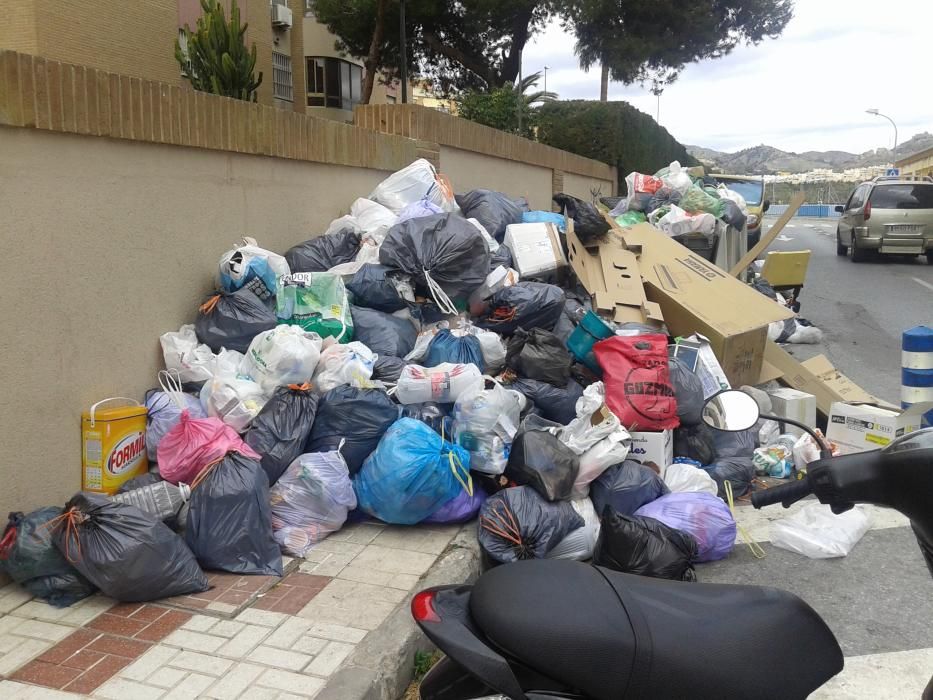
[312,341,376,392]
[350,198,397,234]
[559,382,621,455]
[276,272,353,342]
[241,325,323,396]
[546,497,601,561]
[200,350,267,432]
[218,237,290,300]
[663,462,718,496]
[655,161,693,194]
[395,363,483,405]
[770,503,870,559]
[269,449,357,556]
[369,159,458,214]
[452,379,522,475]
[161,325,215,384]
[572,427,631,499]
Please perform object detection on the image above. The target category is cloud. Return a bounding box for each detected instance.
[522,0,933,154]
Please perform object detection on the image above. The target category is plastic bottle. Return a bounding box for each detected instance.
[111,481,191,521]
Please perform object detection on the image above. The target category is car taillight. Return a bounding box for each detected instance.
[412,590,441,623]
[864,199,871,221]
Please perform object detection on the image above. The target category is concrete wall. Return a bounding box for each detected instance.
[440,147,554,211]
[0,126,391,516]
[0,0,38,54]
[562,172,615,203]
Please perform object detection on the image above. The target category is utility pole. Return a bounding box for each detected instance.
[866,109,898,168]
[399,0,408,104]
[543,65,549,95]
[516,48,523,134]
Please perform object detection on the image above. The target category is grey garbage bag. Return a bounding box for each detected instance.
[195,288,277,354]
[346,264,407,313]
[285,229,362,273]
[505,425,580,501]
[489,245,514,272]
[506,376,584,425]
[478,486,584,564]
[668,356,705,426]
[185,452,283,576]
[55,493,208,602]
[305,386,400,474]
[245,384,319,486]
[372,356,407,383]
[720,200,747,231]
[552,193,610,243]
[673,423,717,465]
[379,213,491,304]
[456,190,525,241]
[350,306,417,358]
[0,508,96,608]
[552,297,587,345]
[506,328,572,387]
[593,510,697,581]
[475,282,565,336]
[590,461,669,516]
[706,426,758,498]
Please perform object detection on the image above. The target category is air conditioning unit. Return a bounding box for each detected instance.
[271,3,292,29]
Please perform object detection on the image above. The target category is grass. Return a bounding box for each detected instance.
[402,650,442,700]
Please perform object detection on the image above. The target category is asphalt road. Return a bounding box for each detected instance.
[762,215,933,403]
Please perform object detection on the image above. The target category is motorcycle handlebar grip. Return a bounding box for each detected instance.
[751,477,813,509]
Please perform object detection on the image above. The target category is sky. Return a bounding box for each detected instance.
[521,0,933,155]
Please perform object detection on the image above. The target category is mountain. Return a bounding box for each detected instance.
[686,132,933,174]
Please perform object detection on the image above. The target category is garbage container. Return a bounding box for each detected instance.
[673,232,718,262]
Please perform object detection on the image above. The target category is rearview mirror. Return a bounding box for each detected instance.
[834,205,845,213]
[762,199,771,213]
[701,390,760,432]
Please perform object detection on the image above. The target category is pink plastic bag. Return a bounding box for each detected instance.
[157,411,259,485]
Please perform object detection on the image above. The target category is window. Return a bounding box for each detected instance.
[306,57,362,109]
[869,184,933,209]
[847,186,866,210]
[710,179,763,205]
[272,52,293,102]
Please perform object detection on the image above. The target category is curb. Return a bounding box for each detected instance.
[314,524,481,700]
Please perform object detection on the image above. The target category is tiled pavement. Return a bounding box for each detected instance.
[0,521,462,699]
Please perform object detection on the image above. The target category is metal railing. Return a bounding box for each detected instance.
[765,203,842,218]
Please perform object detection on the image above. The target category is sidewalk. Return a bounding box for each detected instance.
[0,522,480,700]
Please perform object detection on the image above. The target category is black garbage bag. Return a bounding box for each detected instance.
[489,244,514,272]
[195,287,277,354]
[475,282,565,336]
[506,328,572,387]
[350,305,417,358]
[673,423,717,465]
[505,426,579,501]
[379,213,491,302]
[399,402,451,436]
[707,426,758,498]
[590,461,669,516]
[751,278,779,300]
[245,384,319,486]
[669,356,705,426]
[0,508,96,608]
[456,190,525,241]
[593,510,697,581]
[372,355,407,383]
[720,200,747,231]
[186,452,282,576]
[55,493,208,602]
[552,193,609,243]
[478,486,584,564]
[551,297,586,345]
[285,229,362,273]
[346,264,407,313]
[507,376,584,425]
[305,386,400,473]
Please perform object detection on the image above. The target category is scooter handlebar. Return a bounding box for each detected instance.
[751,477,813,509]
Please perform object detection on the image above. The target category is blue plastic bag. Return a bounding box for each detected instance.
[424,486,487,524]
[635,492,736,562]
[397,199,444,224]
[423,329,485,371]
[354,418,472,525]
[522,211,567,232]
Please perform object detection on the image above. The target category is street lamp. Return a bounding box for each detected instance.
[866,108,898,169]
[543,65,549,95]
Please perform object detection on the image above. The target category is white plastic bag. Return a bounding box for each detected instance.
[324,214,363,238]
[770,503,870,559]
[242,325,323,395]
[663,462,718,496]
[350,198,397,235]
[452,379,521,475]
[560,382,621,455]
[792,430,839,468]
[719,187,749,214]
[659,161,693,194]
[312,341,377,392]
[269,449,357,557]
[160,325,215,384]
[653,204,716,237]
[546,498,601,561]
[571,427,631,499]
[369,159,457,214]
[395,363,483,405]
[218,237,290,299]
[474,328,507,374]
[200,350,267,432]
[467,218,500,253]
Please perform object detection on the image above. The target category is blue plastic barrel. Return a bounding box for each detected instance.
[567,311,614,374]
[902,326,933,427]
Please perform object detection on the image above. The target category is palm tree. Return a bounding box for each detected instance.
[513,71,558,106]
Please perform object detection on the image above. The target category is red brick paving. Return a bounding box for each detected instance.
[11,604,191,694]
[160,571,282,617]
[253,572,330,615]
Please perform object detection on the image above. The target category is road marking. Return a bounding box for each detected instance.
[912,277,933,293]
[776,235,794,242]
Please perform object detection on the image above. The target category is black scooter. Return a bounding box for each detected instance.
[411,390,933,700]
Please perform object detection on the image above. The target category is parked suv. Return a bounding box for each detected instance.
[836,176,933,263]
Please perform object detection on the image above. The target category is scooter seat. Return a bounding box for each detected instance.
[470,559,843,700]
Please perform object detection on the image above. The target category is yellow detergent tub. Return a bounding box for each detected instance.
[81,397,149,494]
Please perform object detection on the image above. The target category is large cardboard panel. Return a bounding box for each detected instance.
[618,223,793,386]
[761,250,811,287]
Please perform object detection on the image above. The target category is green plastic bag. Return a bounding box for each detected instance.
[277,272,354,341]
[680,184,724,218]
[615,211,647,227]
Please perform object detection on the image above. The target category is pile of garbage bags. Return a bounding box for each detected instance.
[10,157,800,608]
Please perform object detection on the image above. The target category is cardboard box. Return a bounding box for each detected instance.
[826,401,933,453]
[761,250,811,287]
[767,387,817,438]
[619,223,794,387]
[628,430,673,478]
[503,222,566,278]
